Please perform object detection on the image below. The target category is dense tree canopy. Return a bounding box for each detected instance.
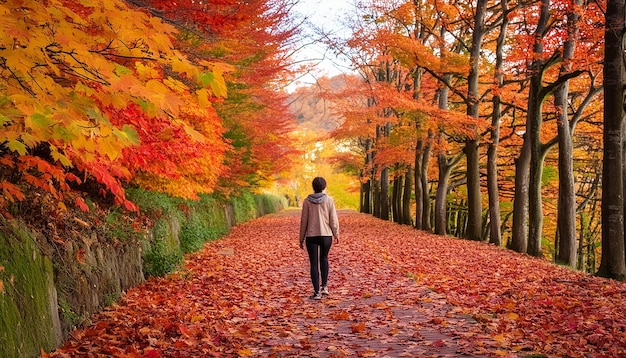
[315,0,623,279]
[0,0,300,215]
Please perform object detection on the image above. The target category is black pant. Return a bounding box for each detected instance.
[306,236,332,293]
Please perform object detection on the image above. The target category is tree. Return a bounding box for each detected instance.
[598,0,626,280]
[137,0,301,194]
[0,0,229,213]
[464,0,488,241]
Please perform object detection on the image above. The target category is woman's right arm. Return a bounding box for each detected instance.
[299,201,309,247]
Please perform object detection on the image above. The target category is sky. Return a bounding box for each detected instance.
[288,0,355,89]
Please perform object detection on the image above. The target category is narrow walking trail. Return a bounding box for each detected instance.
[49,210,626,357]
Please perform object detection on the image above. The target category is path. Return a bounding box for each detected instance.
[49,210,626,357]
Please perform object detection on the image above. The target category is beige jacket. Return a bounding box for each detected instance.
[299,193,339,242]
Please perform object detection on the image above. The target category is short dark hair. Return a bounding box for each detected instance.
[312,177,327,193]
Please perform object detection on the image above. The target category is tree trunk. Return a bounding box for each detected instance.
[435,154,453,235]
[527,124,546,257]
[464,139,482,240]
[403,166,413,225]
[415,140,424,229]
[555,3,580,267]
[360,177,366,213]
[380,168,390,220]
[510,136,530,253]
[464,0,487,241]
[487,114,502,245]
[598,0,626,280]
[487,0,509,247]
[361,139,373,214]
[421,134,433,231]
[525,0,551,257]
[373,178,381,218]
[380,122,391,220]
[392,173,401,223]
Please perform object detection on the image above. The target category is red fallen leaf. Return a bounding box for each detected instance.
[351,322,366,333]
[75,197,89,212]
[331,311,350,320]
[47,212,626,357]
[587,333,602,345]
[178,323,191,336]
[430,317,443,324]
[143,349,161,358]
[173,340,189,348]
[300,339,313,350]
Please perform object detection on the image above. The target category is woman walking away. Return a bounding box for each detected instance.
[299,177,340,300]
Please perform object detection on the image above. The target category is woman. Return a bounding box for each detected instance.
[299,177,340,300]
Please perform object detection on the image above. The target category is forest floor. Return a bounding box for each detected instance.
[48,210,626,357]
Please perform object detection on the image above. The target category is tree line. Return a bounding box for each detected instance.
[323,0,626,280]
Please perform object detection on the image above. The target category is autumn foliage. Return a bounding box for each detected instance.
[0,0,299,214]
[317,0,612,275]
[48,212,626,357]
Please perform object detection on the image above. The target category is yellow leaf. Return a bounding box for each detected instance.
[27,113,53,131]
[7,140,27,155]
[172,55,198,78]
[191,315,205,323]
[184,125,206,143]
[74,83,95,96]
[161,92,182,117]
[164,77,188,93]
[135,62,159,79]
[237,348,253,356]
[57,202,67,212]
[196,88,211,109]
[50,146,73,167]
[98,137,121,161]
[198,71,228,98]
[507,312,519,320]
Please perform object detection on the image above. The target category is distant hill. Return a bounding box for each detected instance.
[287,75,349,132]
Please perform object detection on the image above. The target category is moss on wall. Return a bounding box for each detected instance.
[0,223,61,358]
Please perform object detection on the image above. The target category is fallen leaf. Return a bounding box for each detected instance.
[351,322,366,333]
[76,248,86,265]
[237,348,253,356]
[46,212,626,358]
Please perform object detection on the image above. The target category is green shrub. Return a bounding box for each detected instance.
[179,211,210,253]
[129,188,285,278]
[233,191,256,223]
[126,188,179,217]
[254,193,287,215]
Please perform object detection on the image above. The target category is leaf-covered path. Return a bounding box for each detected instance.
[50,210,626,357]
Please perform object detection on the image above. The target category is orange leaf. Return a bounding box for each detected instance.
[351,322,366,333]
[178,323,190,336]
[75,197,89,212]
[237,348,253,356]
[76,248,86,265]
